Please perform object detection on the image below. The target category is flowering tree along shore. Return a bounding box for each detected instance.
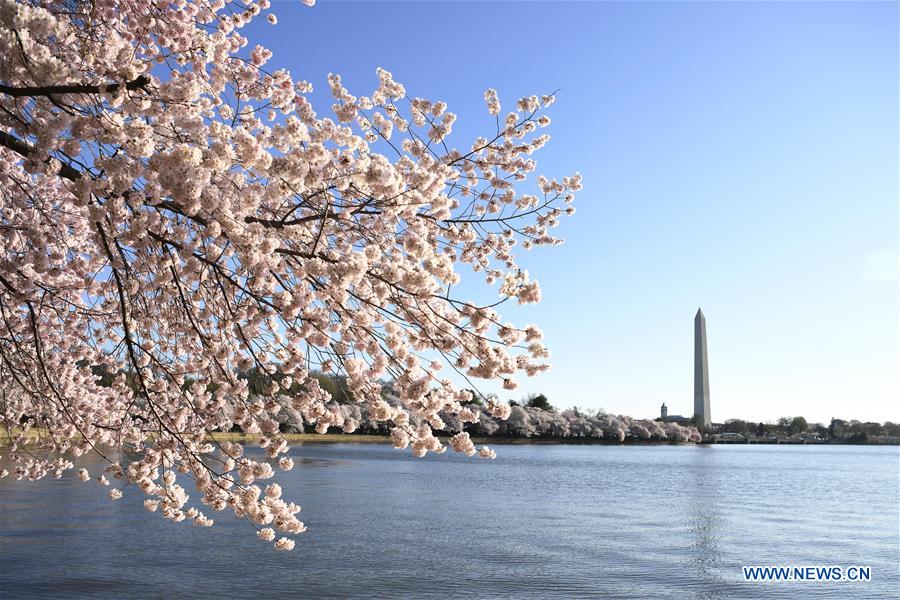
[205,373,701,442]
[296,402,701,444]
[0,0,582,548]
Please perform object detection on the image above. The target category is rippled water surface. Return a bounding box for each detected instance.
[1,444,898,599]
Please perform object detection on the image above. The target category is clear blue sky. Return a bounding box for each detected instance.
[253,1,898,424]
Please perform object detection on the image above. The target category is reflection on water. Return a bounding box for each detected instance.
[687,448,725,600]
[1,444,898,599]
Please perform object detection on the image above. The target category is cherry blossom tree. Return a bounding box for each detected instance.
[0,0,580,548]
[475,405,699,443]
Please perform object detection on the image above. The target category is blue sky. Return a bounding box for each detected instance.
[253,1,898,424]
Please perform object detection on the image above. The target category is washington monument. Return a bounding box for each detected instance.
[694,308,711,427]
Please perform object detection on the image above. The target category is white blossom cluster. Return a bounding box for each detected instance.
[0,0,581,549]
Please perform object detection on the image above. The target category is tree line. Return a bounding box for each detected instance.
[718,416,900,442]
[78,367,699,443]
[225,374,702,443]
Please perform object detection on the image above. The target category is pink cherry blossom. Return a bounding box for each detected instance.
[0,0,579,550]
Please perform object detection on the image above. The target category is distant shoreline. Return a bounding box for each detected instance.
[205,432,900,447]
[207,432,698,446]
[4,430,897,448]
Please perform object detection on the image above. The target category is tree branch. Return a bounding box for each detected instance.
[0,130,81,180]
[0,75,151,99]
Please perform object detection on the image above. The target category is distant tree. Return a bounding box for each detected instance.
[723,419,751,434]
[790,416,807,435]
[501,406,535,437]
[471,412,500,436]
[549,410,575,436]
[847,431,869,444]
[883,422,900,437]
[330,375,358,405]
[756,422,766,438]
[861,422,884,436]
[525,393,554,411]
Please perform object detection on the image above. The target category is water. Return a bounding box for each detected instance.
[1,444,897,599]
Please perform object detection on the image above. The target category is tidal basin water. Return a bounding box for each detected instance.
[1,444,898,599]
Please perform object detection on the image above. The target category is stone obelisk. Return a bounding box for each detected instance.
[693,308,711,427]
